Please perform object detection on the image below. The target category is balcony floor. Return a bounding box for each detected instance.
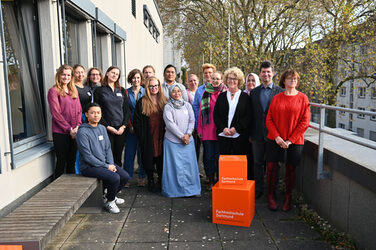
[46,179,333,250]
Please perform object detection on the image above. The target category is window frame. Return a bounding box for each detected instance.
[371,109,376,121]
[358,86,366,98]
[357,107,365,119]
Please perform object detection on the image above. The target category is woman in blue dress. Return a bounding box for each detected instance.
[162,84,201,197]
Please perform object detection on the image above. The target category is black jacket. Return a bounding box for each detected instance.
[213,91,251,137]
[249,84,283,141]
[133,99,164,171]
[94,86,129,128]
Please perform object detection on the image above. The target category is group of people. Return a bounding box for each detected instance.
[48,60,310,214]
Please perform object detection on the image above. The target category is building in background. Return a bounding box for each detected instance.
[0,0,163,214]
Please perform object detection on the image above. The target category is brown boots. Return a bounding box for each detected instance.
[267,162,295,212]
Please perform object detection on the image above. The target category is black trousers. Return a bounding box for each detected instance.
[266,140,304,166]
[53,133,77,179]
[218,135,248,155]
[107,127,126,167]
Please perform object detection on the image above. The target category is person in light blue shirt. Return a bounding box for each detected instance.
[161,64,188,102]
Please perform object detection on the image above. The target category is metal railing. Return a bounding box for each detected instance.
[309,103,376,180]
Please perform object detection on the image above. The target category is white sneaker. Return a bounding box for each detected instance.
[114,196,125,205]
[105,200,120,214]
[103,196,125,205]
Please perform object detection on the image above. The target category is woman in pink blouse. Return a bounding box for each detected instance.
[197,71,226,190]
[48,64,82,179]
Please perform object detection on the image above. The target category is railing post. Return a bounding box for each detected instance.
[317,105,330,180]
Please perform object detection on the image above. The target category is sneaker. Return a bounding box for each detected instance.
[103,196,125,205]
[105,200,120,214]
[114,196,125,205]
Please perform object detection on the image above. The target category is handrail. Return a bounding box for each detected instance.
[309,102,376,180]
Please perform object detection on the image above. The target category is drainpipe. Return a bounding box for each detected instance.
[0,0,16,171]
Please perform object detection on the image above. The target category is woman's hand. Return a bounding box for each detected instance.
[108,164,117,172]
[182,134,190,145]
[229,127,237,136]
[275,136,288,149]
[117,125,126,135]
[223,128,231,136]
[70,126,79,139]
[107,126,118,135]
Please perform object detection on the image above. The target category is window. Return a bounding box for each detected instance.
[357,107,365,119]
[63,16,80,65]
[2,0,46,144]
[143,5,160,43]
[132,0,136,17]
[371,109,376,121]
[370,131,376,142]
[340,86,346,96]
[95,32,104,70]
[339,105,346,115]
[372,87,376,99]
[339,123,345,129]
[356,128,364,137]
[358,87,366,98]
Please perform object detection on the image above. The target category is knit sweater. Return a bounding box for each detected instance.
[266,91,310,145]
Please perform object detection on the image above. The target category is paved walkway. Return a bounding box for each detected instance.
[46,179,333,250]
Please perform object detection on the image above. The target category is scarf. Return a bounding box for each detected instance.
[168,84,185,109]
[200,83,225,125]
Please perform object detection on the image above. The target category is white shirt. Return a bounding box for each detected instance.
[218,90,241,138]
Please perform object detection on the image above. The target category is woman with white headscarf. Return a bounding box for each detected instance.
[244,73,261,95]
[162,84,201,197]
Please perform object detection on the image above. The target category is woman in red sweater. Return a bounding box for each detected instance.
[265,69,310,212]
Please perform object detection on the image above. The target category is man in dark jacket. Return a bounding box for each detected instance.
[249,61,283,199]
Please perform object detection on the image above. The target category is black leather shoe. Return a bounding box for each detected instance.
[255,191,263,199]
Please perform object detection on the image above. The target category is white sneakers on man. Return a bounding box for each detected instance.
[114,196,125,205]
[105,200,120,214]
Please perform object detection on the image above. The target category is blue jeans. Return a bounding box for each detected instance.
[82,165,129,201]
[202,140,219,175]
[123,132,146,179]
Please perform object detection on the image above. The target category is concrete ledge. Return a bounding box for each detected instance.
[298,128,376,249]
[0,175,98,250]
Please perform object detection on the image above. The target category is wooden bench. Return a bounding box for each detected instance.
[0,174,100,250]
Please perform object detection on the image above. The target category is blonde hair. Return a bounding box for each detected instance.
[224,67,245,87]
[142,76,168,116]
[54,64,78,99]
[202,63,216,72]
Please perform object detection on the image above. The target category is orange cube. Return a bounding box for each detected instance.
[218,155,247,187]
[212,180,255,227]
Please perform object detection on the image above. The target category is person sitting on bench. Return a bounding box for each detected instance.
[76,102,129,213]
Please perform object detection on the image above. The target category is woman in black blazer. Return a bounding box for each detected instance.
[213,67,251,155]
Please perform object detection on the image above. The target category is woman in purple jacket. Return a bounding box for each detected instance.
[48,64,82,179]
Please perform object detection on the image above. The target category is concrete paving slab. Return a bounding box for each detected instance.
[172,195,212,208]
[222,239,277,249]
[117,222,169,243]
[256,203,300,221]
[45,222,80,249]
[169,222,218,242]
[264,220,320,241]
[81,208,130,223]
[169,241,222,249]
[217,219,269,241]
[276,239,333,250]
[59,242,115,250]
[115,242,168,249]
[127,206,171,223]
[65,221,123,243]
[171,205,212,223]
[132,194,172,207]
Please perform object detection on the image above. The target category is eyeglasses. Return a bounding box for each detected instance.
[227,77,238,82]
[149,85,159,89]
